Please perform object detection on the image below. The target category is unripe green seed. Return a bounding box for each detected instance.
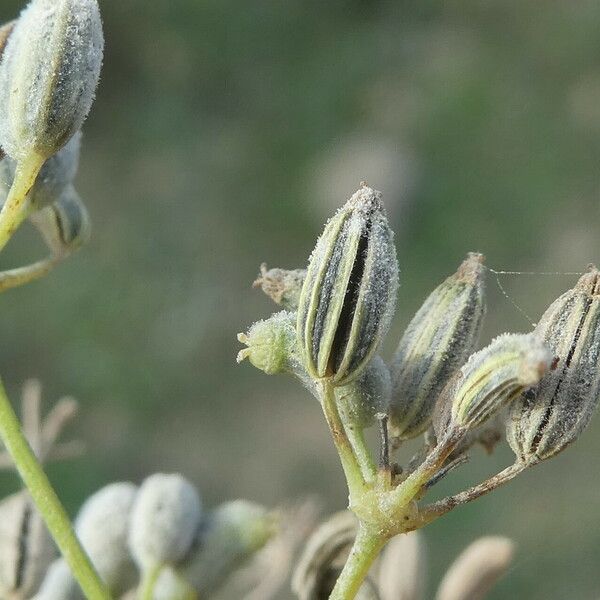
[181,500,275,596]
[390,253,486,440]
[297,184,398,386]
[0,0,104,162]
[507,268,600,463]
[237,311,298,375]
[441,333,552,435]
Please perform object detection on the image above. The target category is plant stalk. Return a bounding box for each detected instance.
[329,523,386,600]
[320,381,367,500]
[0,254,63,293]
[0,378,111,600]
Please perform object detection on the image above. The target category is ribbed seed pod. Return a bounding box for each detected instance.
[297,185,398,386]
[445,333,552,434]
[0,491,55,598]
[291,510,357,600]
[253,264,306,310]
[0,0,104,162]
[181,500,275,597]
[507,269,600,463]
[0,132,81,211]
[30,185,91,255]
[389,253,486,440]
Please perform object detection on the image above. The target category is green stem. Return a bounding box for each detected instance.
[140,565,163,600]
[337,395,376,482]
[383,431,462,514]
[0,153,44,252]
[320,381,366,500]
[0,379,111,600]
[330,523,386,600]
[0,254,63,293]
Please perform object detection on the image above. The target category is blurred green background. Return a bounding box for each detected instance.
[2,0,600,598]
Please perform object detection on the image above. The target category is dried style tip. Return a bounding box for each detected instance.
[297,185,399,386]
[446,333,552,434]
[182,500,275,596]
[74,482,138,594]
[292,510,358,600]
[436,536,515,600]
[507,268,600,463]
[128,474,202,571]
[390,253,486,440]
[0,132,81,211]
[30,185,91,255]
[0,0,104,161]
[0,491,54,598]
[254,264,307,310]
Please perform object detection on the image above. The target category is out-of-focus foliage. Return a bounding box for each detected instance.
[1,1,600,598]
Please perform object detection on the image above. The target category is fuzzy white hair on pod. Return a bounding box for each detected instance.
[128,473,203,571]
[74,482,138,594]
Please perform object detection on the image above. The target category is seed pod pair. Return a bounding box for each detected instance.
[297,185,398,386]
[128,474,203,573]
[435,333,552,439]
[389,253,486,441]
[507,268,600,463]
[0,0,104,162]
[181,500,275,596]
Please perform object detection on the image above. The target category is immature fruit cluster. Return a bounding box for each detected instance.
[240,181,600,526]
[33,474,274,599]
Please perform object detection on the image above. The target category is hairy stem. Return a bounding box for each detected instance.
[420,461,528,523]
[337,394,377,482]
[0,154,44,252]
[384,431,462,513]
[320,381,367,500]
[330,523,386,600]
[0,379,111,600]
